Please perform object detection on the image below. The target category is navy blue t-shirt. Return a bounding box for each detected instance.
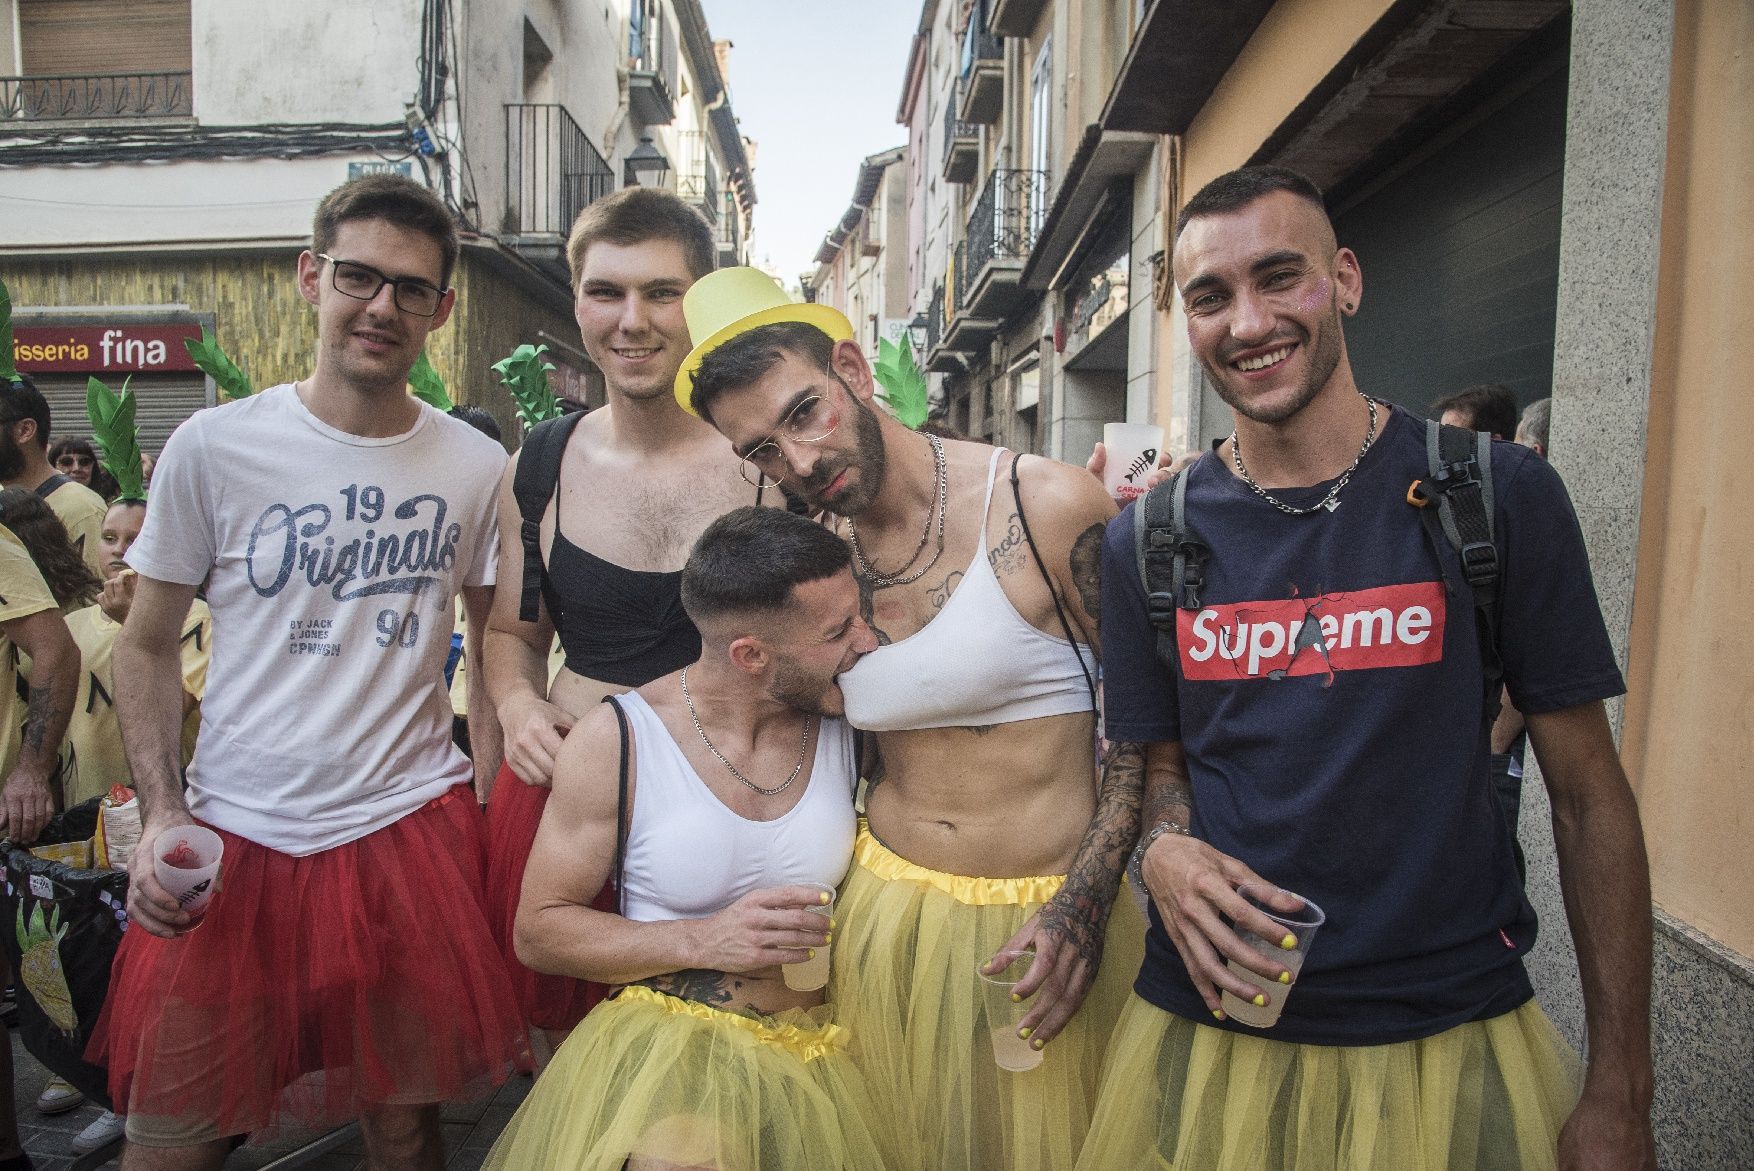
[1100,405,1623,1046]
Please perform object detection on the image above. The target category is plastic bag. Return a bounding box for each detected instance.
[1,797,128,1105]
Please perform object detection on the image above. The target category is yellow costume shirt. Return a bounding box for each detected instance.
[0,523,61,778]
[44,477,109,580]
[60,598,211,807]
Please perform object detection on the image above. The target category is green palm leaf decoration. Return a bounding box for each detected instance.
[408,348,454,411]
[0,278,18,383]
[87,375,146,502]
[873,335,928,429]
[183,328,254,401]
[493,344,562,428]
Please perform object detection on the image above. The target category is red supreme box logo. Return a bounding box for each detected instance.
[1176,581,1447,681]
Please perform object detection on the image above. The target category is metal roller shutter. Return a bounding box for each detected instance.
[18,0,192,75]
[1332,54,1568,418]
[33,373,212,462]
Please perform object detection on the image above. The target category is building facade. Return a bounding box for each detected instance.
[897,1,1752,1165]
[1,0,754,447]
[801,146,909,367]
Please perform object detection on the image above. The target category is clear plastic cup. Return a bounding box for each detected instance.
[1102,422,1166,504]
[1220,885,1324,1028]
[976,950,1043,1071]
[782,883,835,991]
[153,825,224,931]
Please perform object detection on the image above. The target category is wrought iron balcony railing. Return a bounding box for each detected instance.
[1,72,192,121]
[676,130,720,224]
[505,103,615,238]
[926,283,945,356]
[966,168,1049,278]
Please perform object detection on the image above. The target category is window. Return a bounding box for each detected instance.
[1029,37,1052,181]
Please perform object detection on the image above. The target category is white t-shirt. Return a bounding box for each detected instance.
[127,384,506,855]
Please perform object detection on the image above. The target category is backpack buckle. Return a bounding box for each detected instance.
[1460,540,1498,589]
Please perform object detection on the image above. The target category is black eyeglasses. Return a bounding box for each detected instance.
[316,254,446,317]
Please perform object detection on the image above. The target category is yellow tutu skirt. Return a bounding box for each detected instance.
[1074,994,1581,1171]
[831,824,1147,1171]
[482,986,892,1171]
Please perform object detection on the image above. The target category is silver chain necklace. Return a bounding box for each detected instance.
[1230,392,1379,516]
[847,433,947,588]
[679,666,815,797]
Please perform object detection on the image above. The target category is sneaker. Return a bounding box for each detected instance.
[33,1075,84,1115]
[70,1110,125,1156]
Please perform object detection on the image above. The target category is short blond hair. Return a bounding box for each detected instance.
[565,188,715,289]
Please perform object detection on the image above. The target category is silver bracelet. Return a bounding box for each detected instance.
[1128,819,1192,896]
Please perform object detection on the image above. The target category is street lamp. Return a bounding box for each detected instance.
[624,136,670,187]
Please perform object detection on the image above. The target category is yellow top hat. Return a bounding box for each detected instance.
[675,267,853,414]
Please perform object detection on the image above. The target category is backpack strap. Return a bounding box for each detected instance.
[1009,454,1098,709]
[601,694,633,913]
[32,472,71,501]
[511,411,587,623]
[1407,418,1503,724]
[1135,468,1209,665]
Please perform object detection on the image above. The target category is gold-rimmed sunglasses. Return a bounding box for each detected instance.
[738,391,844,487]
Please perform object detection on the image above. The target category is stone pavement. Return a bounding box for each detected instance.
[10,1029,531,1170]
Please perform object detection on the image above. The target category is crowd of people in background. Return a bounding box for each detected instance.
[0,163,1654,1171]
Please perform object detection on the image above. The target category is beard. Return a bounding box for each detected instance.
[766,656,845,718]
[1205,304,1345,426]
[801,397,888,517]
[0,433,26,481]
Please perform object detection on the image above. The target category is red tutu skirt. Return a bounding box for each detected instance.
[483,761,606,1031]
[87,787,526,1142]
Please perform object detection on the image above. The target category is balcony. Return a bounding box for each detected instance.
[1,72,191,121]
[504,103,615,283]
[957,7,1004,125]
[962,167,1047,318]
[716,189,743,266]
[676,131,720,225]
[628,14,677,125]
[941,241,1001,354]
[989,0,1048,38]
[942,94,978,184]
[924,282,956,374]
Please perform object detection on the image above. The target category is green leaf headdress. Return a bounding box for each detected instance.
[183,327,254,401]
[86,375,146,502]
[0,277,19,384]
[493,344,563,428]
[408,348,455,411]
[873,335,928,430]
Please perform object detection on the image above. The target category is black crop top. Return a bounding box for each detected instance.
[541,532,700,688]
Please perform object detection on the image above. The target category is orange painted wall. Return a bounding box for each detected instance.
[1620,0,1754,957]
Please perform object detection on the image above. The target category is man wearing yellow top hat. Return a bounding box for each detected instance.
[680,267,1148,1171]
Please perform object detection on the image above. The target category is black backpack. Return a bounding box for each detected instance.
[510,411,588,624]
[1134,419,1505,724]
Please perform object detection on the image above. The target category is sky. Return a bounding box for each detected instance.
[704,0,921,288]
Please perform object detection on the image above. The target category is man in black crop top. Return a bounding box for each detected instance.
[1082,167,1655,1170]
[481,190,784,1059]
[685,270,1148,1171]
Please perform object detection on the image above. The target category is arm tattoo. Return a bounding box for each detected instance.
[1069,523,1105,626]
[21,683,60,754]
[1142,756,1194,831]
[857,576,893,646]
[987,513,1028,575]
[1038,742,1145,966]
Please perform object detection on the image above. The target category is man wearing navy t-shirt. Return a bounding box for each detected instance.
[1076,167,1655,1171]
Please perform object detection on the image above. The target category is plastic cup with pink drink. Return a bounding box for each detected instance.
[153,825,224,931]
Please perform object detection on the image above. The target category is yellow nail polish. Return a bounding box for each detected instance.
[1018,1027,1032,1040]
[807,949,816,959]
[1211,1009,1226,1021]
[1010,991,1022,1003]
[823,933,833,946]
[1278,970,1292,984]
[1030,1037,1045,1050]
[819,891,831,905]
[1252,993,1267,1007]
[1279,933,1297,950]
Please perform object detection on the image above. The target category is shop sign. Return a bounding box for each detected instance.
[12,325,205,374]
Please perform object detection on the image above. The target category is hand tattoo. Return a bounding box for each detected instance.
[1069,523,1105,625]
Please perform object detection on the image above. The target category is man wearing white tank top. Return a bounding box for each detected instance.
[682,270,1149,1171]
[493,507,894,1170]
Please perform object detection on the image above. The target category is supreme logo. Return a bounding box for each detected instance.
[1177,581,1447,681]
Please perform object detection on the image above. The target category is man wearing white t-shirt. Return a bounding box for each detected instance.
[89,175,524,1171]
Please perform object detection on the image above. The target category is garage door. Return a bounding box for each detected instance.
[1332,52,1568,418]
[31,373,212,460]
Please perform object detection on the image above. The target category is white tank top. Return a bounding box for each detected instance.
[615,691,857,924]
[839,448,1096,731]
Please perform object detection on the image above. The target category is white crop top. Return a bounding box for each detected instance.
[839,448,1096,732]
[616,692,857,924]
